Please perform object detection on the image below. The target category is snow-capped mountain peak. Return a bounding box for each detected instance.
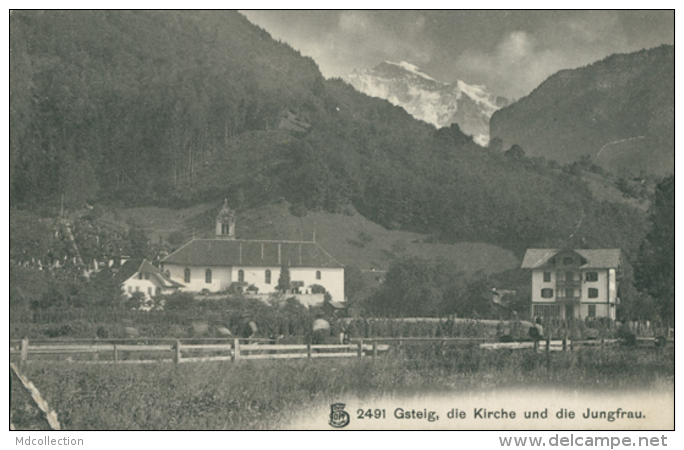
[344,62,509,146]
[384,61,438,82]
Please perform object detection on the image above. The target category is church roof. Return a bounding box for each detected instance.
[162,239,344,268]
[521,249,621,269]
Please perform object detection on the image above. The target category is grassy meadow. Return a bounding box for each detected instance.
[12,345,674,430]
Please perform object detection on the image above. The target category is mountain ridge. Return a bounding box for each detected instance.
[489,45,674,176]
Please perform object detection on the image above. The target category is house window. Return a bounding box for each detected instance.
[563,257,574,265]
[565,289,574,298]
[135,286,140,292]
[556,272,565,281]
[238,270,244,282]
[541,288,554,298]
[566,272,574,282]
[265,269,271,284]
[156,287,161,295]
[128,286,133,293]
[543,272,551,282]
[184,268,191,283]
[586,272,598,282]
[588,288,599,298]
[165,270,170,279]
[316,270,321,280]
[205,269,212,284]
[144,273,150,280]
[147,287,152,296]
[588,305,597,317]
[138,273,143,280]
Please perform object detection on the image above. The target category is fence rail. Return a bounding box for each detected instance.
[10,338,390,365]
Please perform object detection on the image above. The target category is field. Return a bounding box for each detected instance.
[11,345,674,430]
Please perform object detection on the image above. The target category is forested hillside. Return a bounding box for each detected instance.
[10,10,648,256]
[490,45,674,177]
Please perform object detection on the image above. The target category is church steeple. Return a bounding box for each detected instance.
[215,198,236,239]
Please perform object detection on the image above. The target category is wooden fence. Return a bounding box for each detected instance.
[355,336,671,352]
[10,338,390,365]
[10,334,670,366]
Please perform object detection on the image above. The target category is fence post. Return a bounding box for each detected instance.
[545,336,551,354]
[233,339,240,362]
[534,339,539,353]
[372,341,377,359]
[307,343,312,359]
[20,338,29,364]
[173,339,181,364]
[562,337,567,352]
[113,344,119,363]
[357,340,363,358]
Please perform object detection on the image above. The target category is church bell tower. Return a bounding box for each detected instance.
[215,199,236,239]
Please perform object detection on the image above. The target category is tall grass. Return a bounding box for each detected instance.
[14,346,673,430]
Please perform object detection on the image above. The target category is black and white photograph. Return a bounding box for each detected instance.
[8,8,675,442]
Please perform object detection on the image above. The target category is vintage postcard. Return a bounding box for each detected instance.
[8,8,674,444]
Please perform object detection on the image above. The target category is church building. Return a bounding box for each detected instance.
[160,200,345,305]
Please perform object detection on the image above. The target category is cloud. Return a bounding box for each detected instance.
[458,13,634,98]
[304,11,435,78]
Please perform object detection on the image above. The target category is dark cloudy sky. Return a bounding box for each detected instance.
[241,10,674,99]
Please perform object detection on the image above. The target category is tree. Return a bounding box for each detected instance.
[128,227,150,259]
[504,144,525,159]
[634,175,674,323]
[276,265,291,292]
[344,265,366,301]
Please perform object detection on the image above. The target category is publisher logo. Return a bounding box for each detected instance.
[329,403,350,428]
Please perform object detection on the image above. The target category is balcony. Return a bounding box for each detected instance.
[556,296,581,303]
[556,281,581,289]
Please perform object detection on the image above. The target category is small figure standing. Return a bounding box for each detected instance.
[529,317,544,341]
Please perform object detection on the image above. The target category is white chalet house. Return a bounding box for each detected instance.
[160,200,345,305]
[117,259,184,301]
[521,248,621,320]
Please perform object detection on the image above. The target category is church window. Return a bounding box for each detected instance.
[238,270,244,282]
[184,268,191,283]
[316,270,321,280]
[265,269,271,284]
[222,223,230,235]
[205,269,212,284]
